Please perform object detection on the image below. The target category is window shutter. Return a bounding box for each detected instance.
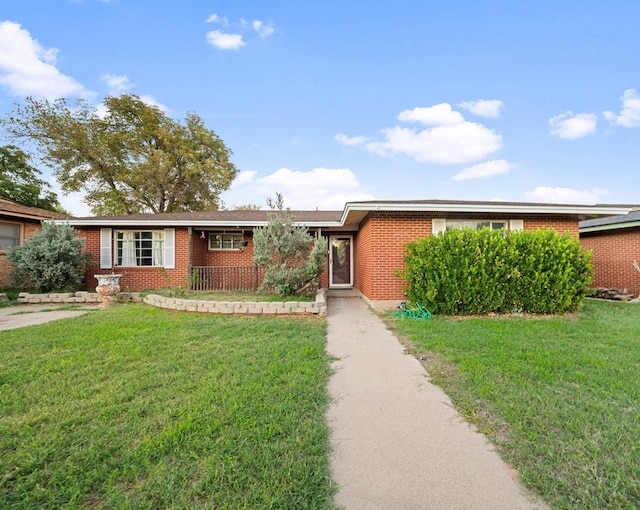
[164,228,175,269]
[100,228,112,269]
[510,219,524,232]
[432,219,446,235]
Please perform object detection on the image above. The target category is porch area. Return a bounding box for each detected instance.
[188,265,265,291]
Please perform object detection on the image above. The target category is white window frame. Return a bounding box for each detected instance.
[445,220,509,232]
[208,232,245,251]
[0,221,21,249]
[115,230,164,267]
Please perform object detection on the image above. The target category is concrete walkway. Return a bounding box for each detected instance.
[0,304,94,331]
[326,297,548,510]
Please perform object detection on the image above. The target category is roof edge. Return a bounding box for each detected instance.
[340,201,632,224]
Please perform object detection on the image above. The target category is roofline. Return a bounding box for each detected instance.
[64,219,343,228]
[339,201,632,224]
[580,220,640,234]
[60,201,633,229]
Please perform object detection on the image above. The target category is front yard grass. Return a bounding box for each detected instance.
[391,299,640,509]
[0,304,335,509]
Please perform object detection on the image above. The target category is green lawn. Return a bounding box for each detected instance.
[0,304,335,509]
[391,299,640,509]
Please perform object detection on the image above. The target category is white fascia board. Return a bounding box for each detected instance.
[580,220,640,233]
[341,202,632,221]
[59,219,342,228]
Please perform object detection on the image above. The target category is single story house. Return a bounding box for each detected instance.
[65,199,631,310]
[0,196,69,289]
[580,210,640,298]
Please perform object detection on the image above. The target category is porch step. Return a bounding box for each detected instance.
[326,288,361,298]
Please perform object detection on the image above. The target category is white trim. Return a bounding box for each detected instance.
[432,219,446,235]
[100,228,112,269]
[580,220,640,233]
[64,219,342,228]
[164,228,175,269]
[341,201,631,217]
[509,219,524,232]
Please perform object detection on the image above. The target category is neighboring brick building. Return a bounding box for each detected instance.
[65,200,630,310]
[0,196,70,289]
[580,210,640,298]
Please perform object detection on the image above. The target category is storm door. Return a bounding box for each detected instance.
[329,236,353,287]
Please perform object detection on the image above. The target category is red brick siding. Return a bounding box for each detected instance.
[581,228,640,297]
[0,220,45,289]
[81,227,191,292]
[352,212,580,302]
[354,212,431,301]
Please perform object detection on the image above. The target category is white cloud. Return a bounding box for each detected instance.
[205,14,228,26]
[524,186,608,204]
[221,167,374,210]
[334,133,370,146]
[549,111,597,139]
[452,159,514,181]
[252,20,275,38]
[603,89,640,127]
[101,73,131,95]
[397,103,465,126]
[458,99,503,118]
[206,30,245,50]
[366,122,502,164]
[0,21,93,100]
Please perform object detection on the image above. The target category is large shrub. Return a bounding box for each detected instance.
[401,228,592,315]
[6,221,92,292]
[253,194,327,296]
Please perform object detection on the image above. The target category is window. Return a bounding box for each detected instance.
[209,232,244,250]
[116,231,164,266]
[446,220,507,232]
[0,223,20,249]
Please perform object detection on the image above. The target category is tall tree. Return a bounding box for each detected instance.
[1,95,238,215]
[0,145,63,212]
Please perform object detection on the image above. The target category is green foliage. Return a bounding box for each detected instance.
[1,95,238,215]
[253,193,328,296]
[401,228,592,315]
[6,221,92,292]
[0,306,334,508]
[393,300,640,509]
[0,145,63,212]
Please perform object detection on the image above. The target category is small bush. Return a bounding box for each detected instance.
[401,228,592,315]
[6,221,92,292]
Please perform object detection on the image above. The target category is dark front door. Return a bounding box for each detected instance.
[329,236,353,287]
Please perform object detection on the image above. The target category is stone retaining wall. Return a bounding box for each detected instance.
[143,289,327,316]
[15,291,142,304]
[7,289,327,316]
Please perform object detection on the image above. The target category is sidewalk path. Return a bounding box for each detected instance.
[326,297,547,510]
[0,304,94,331]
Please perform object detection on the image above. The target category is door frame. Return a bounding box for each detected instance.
[329,235,354,288]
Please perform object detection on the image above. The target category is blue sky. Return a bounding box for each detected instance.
[1,0,640,215]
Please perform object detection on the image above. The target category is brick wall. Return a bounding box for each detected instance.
[352,212,580,303]
[0,220,45,289]
[354,212,431,301]
[81,227,191,292]
[581,228,640,297]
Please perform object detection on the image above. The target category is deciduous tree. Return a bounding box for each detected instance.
[1,95,238,215]
[0,145,63,212]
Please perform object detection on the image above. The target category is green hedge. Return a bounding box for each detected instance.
[401,228,592,315]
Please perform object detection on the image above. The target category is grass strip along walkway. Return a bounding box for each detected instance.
[392,299,640,510]
[0,304,335,509]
